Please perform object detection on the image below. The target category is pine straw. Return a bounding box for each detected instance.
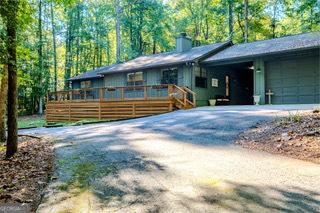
[235,111,320,164]
[0,136,54,212]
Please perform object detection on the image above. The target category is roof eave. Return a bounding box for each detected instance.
[98,60,193,75]
[67,75,104,82]
[202,45,320,65]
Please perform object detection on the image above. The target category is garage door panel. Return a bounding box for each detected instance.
[273,96,283,103]
[299,77,316,85]
[266,55,319,104]
[299,96,317,104]
[299,86,317,95]
[282,96,299,104]
[283,87,298,95]
[283,78,298,86]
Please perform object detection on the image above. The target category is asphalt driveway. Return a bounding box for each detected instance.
[22,104,320,212]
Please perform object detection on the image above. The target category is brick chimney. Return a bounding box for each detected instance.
[176,32,192,52]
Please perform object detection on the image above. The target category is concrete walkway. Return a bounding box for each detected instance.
[22,104,320,213]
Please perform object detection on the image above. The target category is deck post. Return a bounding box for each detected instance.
[99,88,104,102]
[84,89,87,101]
[168,84,173,100]
[68,103,71,121]
[121,87,124,101]
[99,89,103,120]
[132,103,135,117]
[144,86,147,100]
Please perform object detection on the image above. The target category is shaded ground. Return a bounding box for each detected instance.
[236,111,320,164]
[21,104,320,212]
[0,136,54,212]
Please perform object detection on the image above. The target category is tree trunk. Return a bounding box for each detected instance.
[244,0,249,42]
[75,4,80,75]
[271,0,277,38]
[228,0,233,40]
[152,36,156,54]
[0,65,8,143]
[6,1,18,158]
[115,0,121,63]
[50,1,57,92]
[38,0,43,115]
[64,9,73,90]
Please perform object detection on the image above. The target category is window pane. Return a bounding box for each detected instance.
[161,68,178,85]
[127,73,135,82]
[135,72,143,81]
[195,77,207,88]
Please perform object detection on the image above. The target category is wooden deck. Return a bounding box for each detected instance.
[46,84,196,122]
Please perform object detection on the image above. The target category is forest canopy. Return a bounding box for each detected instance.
[0,0,319,115]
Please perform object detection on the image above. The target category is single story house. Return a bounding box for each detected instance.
[69,32,320,106]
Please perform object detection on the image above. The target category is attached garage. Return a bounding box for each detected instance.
[202,32,320,105]
[265,53,319,104]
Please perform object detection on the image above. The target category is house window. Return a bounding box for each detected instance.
[80,80,91,89]
[127,72,143,86]
[161,68,178,85]
[195,67,207,88]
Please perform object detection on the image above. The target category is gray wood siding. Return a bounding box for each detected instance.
[265,55,319,104]
[104,73,126,87]
[71,78,104,89]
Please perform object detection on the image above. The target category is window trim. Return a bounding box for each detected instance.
[195,67,207,88]
[80,80,91,89]
[161,67,178,85]
[127,71,144,86]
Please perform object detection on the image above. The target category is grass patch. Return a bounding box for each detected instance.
[18,117,46,129]
[275,111,302,125]
[17,116,110,129]
[59,161,117,192]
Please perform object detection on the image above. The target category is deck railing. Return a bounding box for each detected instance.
[47,84,172,102]
[46,84,196,122]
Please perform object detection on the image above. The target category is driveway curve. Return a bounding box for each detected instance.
[22,104,320,213]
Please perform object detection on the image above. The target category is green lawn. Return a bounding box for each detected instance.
[17,116,110,129]
[18,117,46,129]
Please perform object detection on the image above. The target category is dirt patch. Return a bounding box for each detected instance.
[0,136,54,212]
[235,111,320,164]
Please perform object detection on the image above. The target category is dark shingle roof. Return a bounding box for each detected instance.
[68,65,115,81]
[99,41,230,74]
[203,32,320,63]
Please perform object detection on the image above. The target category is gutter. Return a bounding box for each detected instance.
[201,46,319,66]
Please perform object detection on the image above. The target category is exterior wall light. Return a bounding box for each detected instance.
[256,68,261,73]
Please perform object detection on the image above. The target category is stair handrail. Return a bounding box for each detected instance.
[182,86,196,107]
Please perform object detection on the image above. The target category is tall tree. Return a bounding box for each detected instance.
[50,1,58,92]
[0,65,8,143]
[38,0,43,114]
[4,0,19,158]
[228,0,234,40]
[115,0,121,63]
[64,8,73,89]
[244,0,249,42]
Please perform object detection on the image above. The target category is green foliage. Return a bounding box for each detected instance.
[275,111,302,125]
